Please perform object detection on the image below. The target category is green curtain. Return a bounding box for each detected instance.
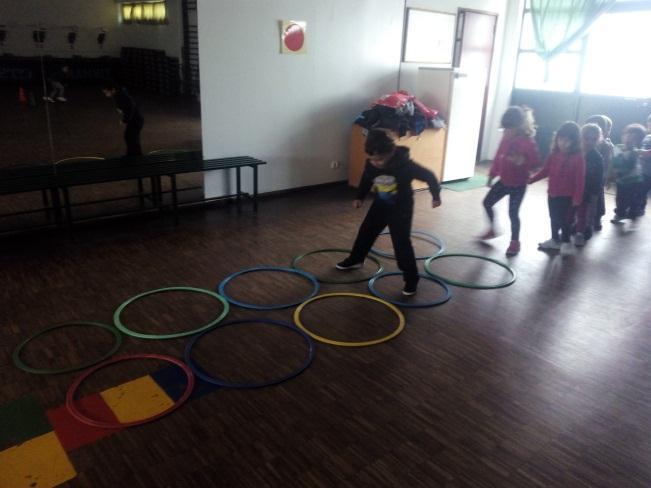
[530,0,615,61]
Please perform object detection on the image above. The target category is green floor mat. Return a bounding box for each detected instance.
[441,175,488,192]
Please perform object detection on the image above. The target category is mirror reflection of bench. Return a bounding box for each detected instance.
[0,151,266,234]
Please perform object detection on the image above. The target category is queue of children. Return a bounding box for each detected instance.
[335,109,650,295]
[480,108,651,257]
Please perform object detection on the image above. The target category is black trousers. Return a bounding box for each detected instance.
[637,174,651,214]
[615,181,640,219]
[349,202,418,285]
[548,196,573,243]
[594,187,606,226]
[482,182,526,241]
[124,117,144,156]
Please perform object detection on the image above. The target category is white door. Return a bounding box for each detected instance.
[444,10,497,181]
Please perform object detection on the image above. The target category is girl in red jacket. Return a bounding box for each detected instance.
[479,106,539,256]
[529,122,585,256]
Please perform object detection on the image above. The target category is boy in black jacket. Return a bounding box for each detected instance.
[101,81,145,156]
[337,129,441,295]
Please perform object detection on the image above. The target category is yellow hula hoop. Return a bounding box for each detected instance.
[293,292,405,347]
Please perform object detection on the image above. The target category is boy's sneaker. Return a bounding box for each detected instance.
[505,240,520,256]
[335,259,363,270]
[42,96,54,103]
[574,233,585,247]
[56,96,67,102]
[611,215,625,224]
[477,228,497,240]
[402,282,418,296]
[538,239,561,250]
[560,242,574,256]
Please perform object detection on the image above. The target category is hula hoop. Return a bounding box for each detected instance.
[367,272,452,308]
[291,248,384,284]
[184,319,315,388]
[371,230,446,260]
[113,287,229,340]
[12,321,122,375]
[66,353,194,428]
[424,253,516,289]
[54,156,104,165]
[293,292,405,347]
[218,267,319,310]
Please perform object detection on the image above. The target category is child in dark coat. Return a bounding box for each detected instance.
[337,130,441,295]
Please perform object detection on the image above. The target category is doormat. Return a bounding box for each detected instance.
[441,175,488,192]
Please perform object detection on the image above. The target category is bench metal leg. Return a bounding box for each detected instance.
[236,167,242,213]
[253,165,258,212]
[62,187,73,233]
[41,189,51,220]
[137,178,145,209]
[156,175,163,210]
[170,175,179,226]
[51,188,63,226]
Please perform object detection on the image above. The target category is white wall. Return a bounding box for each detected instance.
[0,0,184,59]
[399,0,517,162]
[198,0,404,197]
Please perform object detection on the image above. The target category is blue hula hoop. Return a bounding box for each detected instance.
[218,266,319,310]
[371,229,446,260]
[184,319,316,389]
[367,272,452,308]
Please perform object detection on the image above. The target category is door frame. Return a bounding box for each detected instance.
[453,8,498,162]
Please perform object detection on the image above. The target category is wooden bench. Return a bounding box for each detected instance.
[0,152,266,233]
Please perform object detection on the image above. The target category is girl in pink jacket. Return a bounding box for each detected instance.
[479,106,540,256]
[529,121,585,256]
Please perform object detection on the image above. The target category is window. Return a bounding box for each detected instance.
[580,10,651,97]
[403,9,456,64]
[514,12,583,92]
[121,1,167,25]
[514,3,651,97]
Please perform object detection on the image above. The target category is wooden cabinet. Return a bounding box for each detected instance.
[347,124,446,189]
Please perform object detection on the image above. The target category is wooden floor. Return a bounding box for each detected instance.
[2,180,651,487]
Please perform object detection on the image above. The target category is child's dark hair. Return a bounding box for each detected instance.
[623,123,646,148]
[501,106,536,136]
[585,115,607,134]
[551,121,581,154]
[581,123,602,145]
[365,129,396,156]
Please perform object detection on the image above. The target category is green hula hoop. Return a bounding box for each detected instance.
[424,253,516,289]
[291,248,383,284]
[13,321,122,375]
[113,286,230,340]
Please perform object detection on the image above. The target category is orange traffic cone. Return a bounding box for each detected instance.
[18,86,27,104]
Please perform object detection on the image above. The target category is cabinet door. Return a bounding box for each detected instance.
[348,125,367,187]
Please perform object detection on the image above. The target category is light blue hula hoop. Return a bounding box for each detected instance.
[367,272,452,308]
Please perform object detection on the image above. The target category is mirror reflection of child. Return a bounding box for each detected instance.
[336,129,441,296]
[43,65,69,103]
[101,81,144,157]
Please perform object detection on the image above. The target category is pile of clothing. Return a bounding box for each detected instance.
[354,90,445,136]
